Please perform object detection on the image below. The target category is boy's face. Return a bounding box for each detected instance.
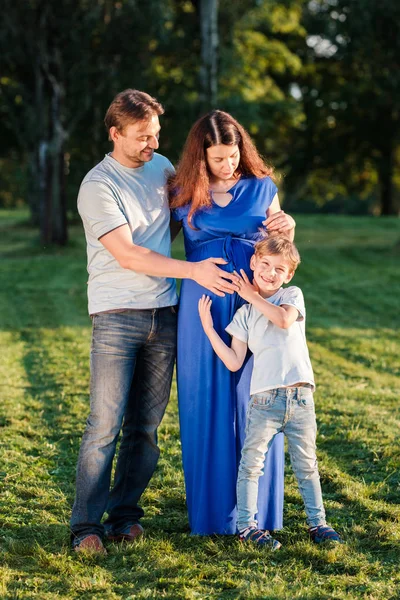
[250,252,294,296]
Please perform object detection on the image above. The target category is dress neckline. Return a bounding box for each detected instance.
[210,177,242,208]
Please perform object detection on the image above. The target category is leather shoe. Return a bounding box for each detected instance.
[73,534,107,555]
[107,523,144,543]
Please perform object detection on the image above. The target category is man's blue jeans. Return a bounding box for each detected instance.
[237,386,326,532]
[70,307,177,540]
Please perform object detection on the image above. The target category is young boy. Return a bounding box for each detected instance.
[198,235,341,549]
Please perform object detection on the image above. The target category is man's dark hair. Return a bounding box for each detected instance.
[104,89,164,135]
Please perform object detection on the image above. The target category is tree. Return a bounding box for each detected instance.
[217,0,306,169]
[199,0,219,110]
[294,0,400,214]
[1,0,107,244]
[0,0,180,243]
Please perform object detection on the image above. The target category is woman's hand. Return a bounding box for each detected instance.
[263,210,296,236]
[198,295,214,333]
[235,270,259,302]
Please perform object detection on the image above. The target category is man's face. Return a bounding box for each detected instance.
[111,114,161,168]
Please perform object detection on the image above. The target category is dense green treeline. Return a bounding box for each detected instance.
[1,0,399,244]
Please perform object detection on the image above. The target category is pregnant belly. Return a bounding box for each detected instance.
[186,235,256,275]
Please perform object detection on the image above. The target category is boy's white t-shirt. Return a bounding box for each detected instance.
[225,286,315,394]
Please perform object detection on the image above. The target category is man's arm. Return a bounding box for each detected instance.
[100,224,239,297]
[263,194,295,241]
[236,270,299,329]
[198,295,248,371]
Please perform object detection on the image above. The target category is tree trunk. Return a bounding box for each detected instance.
[199,0,219,111]
[26,152,41,227]
[38,104,68,245]
[39,42,68,246]
[40,91,68,246]
[38,140,50,244]
[378,137,396,216]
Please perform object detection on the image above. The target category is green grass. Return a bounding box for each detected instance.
[0,210,399,599]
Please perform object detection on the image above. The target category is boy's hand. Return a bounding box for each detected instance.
[198,295,214,333]
[235,270,259,302]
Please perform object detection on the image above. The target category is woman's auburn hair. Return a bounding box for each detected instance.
[169,110,275,226]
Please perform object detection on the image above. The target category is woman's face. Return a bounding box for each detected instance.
[206,144,240,181]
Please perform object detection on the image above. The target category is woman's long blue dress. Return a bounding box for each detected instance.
[173,176,285,535]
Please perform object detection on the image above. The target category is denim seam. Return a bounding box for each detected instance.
[147,309,157,342]
[117,372,140,533]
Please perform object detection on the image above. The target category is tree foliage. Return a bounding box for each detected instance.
[0,0,399,242]
[289,0,400,214]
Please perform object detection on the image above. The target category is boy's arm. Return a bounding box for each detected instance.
[198,295,248,372]
[236,270,299,329]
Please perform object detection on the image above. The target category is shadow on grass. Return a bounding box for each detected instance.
[14,326,189,533]
[2,215,400,597]
[312,405,400,494]
[17,328,87,515]
[12,327,400,515]
[1,521,399,600]
[309,328,400,379]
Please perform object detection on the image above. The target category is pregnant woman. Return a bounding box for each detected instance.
[169,110,295,535]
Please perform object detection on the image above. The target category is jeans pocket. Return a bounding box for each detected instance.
[299,388,314,408]
[251,390,277,408]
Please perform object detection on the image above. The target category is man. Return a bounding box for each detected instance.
[70,89,238,554]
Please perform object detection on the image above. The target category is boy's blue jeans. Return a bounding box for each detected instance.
[237,386,326,532]
[70,308,177,541]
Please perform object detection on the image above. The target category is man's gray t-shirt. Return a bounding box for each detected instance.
[78,152,178,315]
[226,286,315,394]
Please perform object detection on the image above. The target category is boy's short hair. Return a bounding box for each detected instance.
[254,235,301,273]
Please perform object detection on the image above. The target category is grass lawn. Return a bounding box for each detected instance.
[0,209,399,599]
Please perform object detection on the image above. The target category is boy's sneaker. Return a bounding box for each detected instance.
[309,525,341,544]
[239,527,282,550]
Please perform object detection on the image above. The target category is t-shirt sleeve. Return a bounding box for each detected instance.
[280,286,305,321]
[225,304,250,343]
[77,180,128,239]
[165,158,175,174]
[163,158,175,182]
[171,204,189,223]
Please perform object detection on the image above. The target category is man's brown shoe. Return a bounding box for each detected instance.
[73,534,107,555]
[107,523,144,543]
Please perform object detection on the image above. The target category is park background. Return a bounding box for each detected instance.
[0,0,399,598]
